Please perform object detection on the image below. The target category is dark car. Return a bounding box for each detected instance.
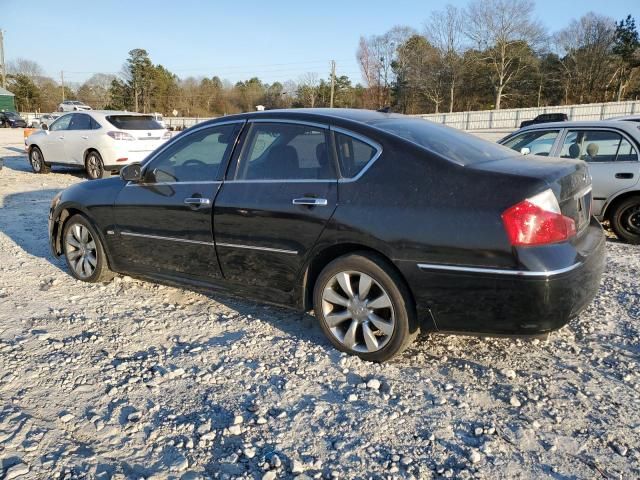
[0,111,28,128]
[520,113,568,129]
[47,109,605,362]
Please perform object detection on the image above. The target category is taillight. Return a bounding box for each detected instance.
[502,189,576,246]
[162,130,171,140]
[107,131,135,141]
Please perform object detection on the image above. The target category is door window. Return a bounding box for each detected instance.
[50,114,72,131]
[502,130,559,156]
[560,130,638,162]
[235,123,335,180]
[68,113,92,130]
[334,132,379,177]
[144,124,240,183]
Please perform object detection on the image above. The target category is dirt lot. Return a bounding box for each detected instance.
[0,128,639,480]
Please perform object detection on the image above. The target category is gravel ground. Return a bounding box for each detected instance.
[0,128,639,480]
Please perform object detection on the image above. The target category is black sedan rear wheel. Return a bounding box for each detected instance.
[611,196,640,244]
[313,252,418,362]
[29,146,51,174]
[62,214,114,283]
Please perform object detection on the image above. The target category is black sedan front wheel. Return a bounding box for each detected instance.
[313,252,418,362]
[62,214,114,283]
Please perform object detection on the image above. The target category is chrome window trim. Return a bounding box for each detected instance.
[215,242,298,255]
[417,261,582,277]
[223,179,335,184]
[126,180,222,187]
[121,231,214,246]
[249,118,329,130]
[330,126,383,182]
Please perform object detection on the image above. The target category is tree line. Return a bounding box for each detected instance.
[4,0,639,116]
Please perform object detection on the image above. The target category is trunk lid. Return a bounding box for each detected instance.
[470,154,593,234]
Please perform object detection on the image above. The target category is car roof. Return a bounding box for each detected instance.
[204,108,405,126]
[516,119,640,137]
[608,115,640,121]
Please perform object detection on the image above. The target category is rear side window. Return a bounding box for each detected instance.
[106,115,163,130]
[334,132,378,177]
[372,118,515,165]
[235,123,335,180]
[502,130,559,156]
[560,130,638,162]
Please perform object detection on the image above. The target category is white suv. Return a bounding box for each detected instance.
[26,111,171,179]
[58,100,92,112]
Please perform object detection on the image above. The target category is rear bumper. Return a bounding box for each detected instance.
[399,218,606,335]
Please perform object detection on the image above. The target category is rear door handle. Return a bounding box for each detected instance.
[292,197,328,206]
[81,136,88,140]
[184,197,211,207]
[615,173,634,179]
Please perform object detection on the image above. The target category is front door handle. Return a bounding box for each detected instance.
[615,172,634,179]
[81,135,88,140]
[58,136,64,140]
[184,197,211,207]
[292,197,328,206]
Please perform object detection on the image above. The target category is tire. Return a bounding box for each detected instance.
[62,214,114,283]
[610,195,640,244]
[85,151,107,179]
[313,252,418,362]
[29,146,51,174]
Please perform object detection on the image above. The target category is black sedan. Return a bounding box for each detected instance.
[0,111,28,128]
[48,109,605,361]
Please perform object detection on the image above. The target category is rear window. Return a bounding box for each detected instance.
[372,118,515,165]
[106,115,163,130]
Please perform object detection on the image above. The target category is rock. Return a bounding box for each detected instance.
[503,369,517,379]
[262,472,277,480]
[469,450,482,464]
[243,447,256,459]
[367,379,381,390]
[400,456,413,465]
[270,454,282,468]
[257,416,268,425]
[127,411,142,422]
[614,443,628,456]
[169,453,189,472]
[233,415,244,425]
[291,459,304,473]
[509,396,522,407]
[4,462,29,479]
[347,394,358,402]
[200,431,216,442]
[59,413,75,423]
[228,424,242,435]
[474,427,484,436]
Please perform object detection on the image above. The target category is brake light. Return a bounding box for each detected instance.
[163,130,171,140]
[502,189,576,246]
[107,131,135,141]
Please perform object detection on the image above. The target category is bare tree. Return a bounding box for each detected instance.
[425,4,465,112]
[465,0,545,109]
[298,72,319,107]
[7,58,46,85]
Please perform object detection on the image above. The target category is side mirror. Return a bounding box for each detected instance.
[520,147,531,156]
[120,163,143,182]
[41,124,49,131]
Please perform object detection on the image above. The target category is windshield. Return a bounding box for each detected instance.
[105,115,163,130]
[371,118,516,165]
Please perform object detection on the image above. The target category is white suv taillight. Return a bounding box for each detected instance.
[163,130,171,140]
[107,131,135,141]
[502,189,576,246]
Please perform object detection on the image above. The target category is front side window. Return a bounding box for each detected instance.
[50,114,72,131]
[68,113,92,130]
[560,130,638,162]
[235,123,334,180]
[144,124,240,183]
[502,130,559,156]
[334,132,378,177]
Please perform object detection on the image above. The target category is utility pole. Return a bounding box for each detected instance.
[329,60,336,108]
[60,71,65,102]
[0,30,6,89]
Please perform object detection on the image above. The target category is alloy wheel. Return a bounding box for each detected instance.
[321,270,395,353]
[86,154,101,179]
[65,224,98,279]
[31,149,42,171]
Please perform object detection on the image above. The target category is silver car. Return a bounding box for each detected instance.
[58,100,92,112]
[499,121,640,244]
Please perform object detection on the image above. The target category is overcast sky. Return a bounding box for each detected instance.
[2,0,637,86]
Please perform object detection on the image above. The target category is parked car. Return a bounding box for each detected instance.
[0,111,28,128]
[26,111,170,179]
[520,113,568,129]
[38,113,62,128]
[48,109,605,361]
[607,114,640,123]
[151,112,166,128]
[58,100,92,112]
[499,120,640,243]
